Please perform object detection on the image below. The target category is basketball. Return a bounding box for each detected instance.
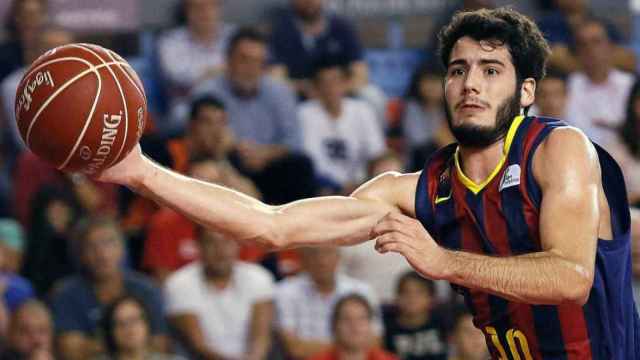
[14,43,147,175]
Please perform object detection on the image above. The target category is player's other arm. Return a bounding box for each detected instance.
[98,146,418,249]
[446,128,599,305]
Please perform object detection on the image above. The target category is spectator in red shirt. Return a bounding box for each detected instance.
[308,294,397,360]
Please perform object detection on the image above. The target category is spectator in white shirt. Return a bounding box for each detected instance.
[298,59,386,194]
[565,18,634,150]
[275,246,381,360]
[164,227,274,360]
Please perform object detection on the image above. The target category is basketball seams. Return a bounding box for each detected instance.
[105,50,145,100]
[72,44,129,169]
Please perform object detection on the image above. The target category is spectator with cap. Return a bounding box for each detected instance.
[0,300,54,360]
[50,217,168,360]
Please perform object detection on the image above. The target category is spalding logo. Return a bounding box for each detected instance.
[84,111,123,175]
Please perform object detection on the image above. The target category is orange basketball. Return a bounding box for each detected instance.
[14,43,147,175]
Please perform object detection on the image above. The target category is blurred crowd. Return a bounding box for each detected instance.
[0,0,638,359]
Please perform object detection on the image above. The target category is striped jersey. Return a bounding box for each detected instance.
[415,115,640,359]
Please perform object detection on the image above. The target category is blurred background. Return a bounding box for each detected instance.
[0,0,638,359]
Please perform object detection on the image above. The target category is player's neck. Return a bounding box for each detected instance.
[457,140,505,184]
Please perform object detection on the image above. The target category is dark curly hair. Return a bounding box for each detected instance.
[438,7,551,84]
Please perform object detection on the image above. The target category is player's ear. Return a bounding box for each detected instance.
[520,78,536,108]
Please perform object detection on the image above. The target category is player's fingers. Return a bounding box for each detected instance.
[371,216,417,239]
[376,239,412,256]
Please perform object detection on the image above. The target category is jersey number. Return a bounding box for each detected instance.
[485,326,533,360]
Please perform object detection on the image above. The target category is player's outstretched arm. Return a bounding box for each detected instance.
[374,127,600,306]
[98,145,418,249]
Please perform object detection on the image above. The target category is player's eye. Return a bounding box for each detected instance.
[449,68,465,76]
[486,67,499,76]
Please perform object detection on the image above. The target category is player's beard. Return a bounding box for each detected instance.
[445,87,522,148]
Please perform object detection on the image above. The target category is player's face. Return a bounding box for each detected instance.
[444,36,533,148]
[536,77,567,118]
[334,300,372,351]
[81,225,124,280]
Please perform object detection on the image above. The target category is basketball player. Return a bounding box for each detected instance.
[99,8,639,358]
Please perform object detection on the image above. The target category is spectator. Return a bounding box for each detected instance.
[445,306,488,360]
[0,0,47,82]
[157,0,234,133]
[143,155,259,283]
[51,217,168,360]
[565,18,634,150]
[537,0,635,73]
[383,271,448,360]
[299,60,386,193]
[0,219,25,274]
[400,64,450,171]
[308,294,398,360]
[269,0,386,120]
[270,0,365,95]
[275,246,381,359]
[532,68,568,119]
[12,150,118,228]
[1,25,74,154]
[631,208,640,307]
[402,65,446,150]
[0,235,34,316]
[340,152,411,304]
[606,78,640,206]
[1,300,54,360]
[21,187,79,296]
[96,295,185,360]
[164,227,274,360]
[187,27,316,204]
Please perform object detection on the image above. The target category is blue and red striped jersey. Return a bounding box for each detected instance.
[415,116,640,359]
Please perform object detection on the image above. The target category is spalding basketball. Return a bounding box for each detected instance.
[14,43,147,175]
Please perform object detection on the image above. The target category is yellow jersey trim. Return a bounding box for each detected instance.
[454,115,525,195]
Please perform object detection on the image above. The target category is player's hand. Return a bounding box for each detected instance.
[372,212,450,280]
[95,143,147,186]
